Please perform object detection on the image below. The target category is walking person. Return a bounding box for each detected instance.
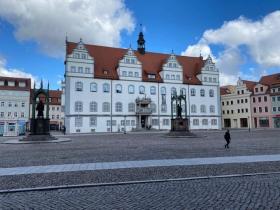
[63,126,66,135]
[224,129,231,149]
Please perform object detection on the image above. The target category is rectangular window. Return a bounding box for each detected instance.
[8,81,15,86]
[152,119,159,125]
[90,116,97,127]
[273,107,276,112]
[260,87,263,92]
[85,67,90,73]
[71,66,76,72]
[0,112,4,118]
[135,72,139,77]
[1,102,4,107]
[202,119,208,125]
[19,82,26,87]
[278,96,280,101]
[211,119,217,125]
[241,90,244,94]
[258,97,261,102]
[193,119,199,125]
[265,107,268,112]
[126,120,130,126]
[231,101,233,105]
[264,96,267,102]
[259,107,262,113]
[148,74,156,79]
[255,88,258,92]
[272,97,275,102]
[0,81,4,86]
[21,112,24,117]
[163,119,169,126]
[131,120,135,126]
[75,117,83,127]
[21,102,25,107]
[253,97,255,103]
[254,107,256,113]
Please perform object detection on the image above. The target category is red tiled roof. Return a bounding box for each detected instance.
[220,85,233,95]
[259,73,280,87]
[242,80,257,92]
[0,76,31,91]
[66,42,204,85]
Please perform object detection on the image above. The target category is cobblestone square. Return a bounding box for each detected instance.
[0,129,280,209]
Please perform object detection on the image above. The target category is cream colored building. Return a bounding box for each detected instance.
[221,78,256,129]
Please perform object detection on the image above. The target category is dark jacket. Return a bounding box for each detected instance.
[224,132,231,141]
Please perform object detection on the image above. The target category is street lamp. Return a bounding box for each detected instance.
[124,115,126,134]
[248,116,250,132]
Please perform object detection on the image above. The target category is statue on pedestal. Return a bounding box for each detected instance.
[36,100,44,118]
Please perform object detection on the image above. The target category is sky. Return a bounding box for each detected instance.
[0,0,280,89]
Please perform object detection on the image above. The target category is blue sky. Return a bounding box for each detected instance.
[0,0,280,89]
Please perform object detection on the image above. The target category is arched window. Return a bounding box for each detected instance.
[191,88,196,96]
[90,101,98,112]
[180,88,186,95]
[209,89,214,97]
[210,105,215,113]
[128,85,134,94]
[75,101,83,112]
[90,82,97,92]
[128,103,135,112]
[150,86,156,95]
[115,102,123,112]
[102,102,110,112]
[75,81,83,91]
[116,84,122,93]
[103,83,110,93]
[200,105,206,113]
[191,104,197,113]
[200,89,205,97]
[151,103,157,113]
[171,87,177,95]
[161,87,166,95]
[139,86,145,94]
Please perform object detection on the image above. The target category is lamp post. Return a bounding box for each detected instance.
[124,115,126,134]
[248,116,250,132]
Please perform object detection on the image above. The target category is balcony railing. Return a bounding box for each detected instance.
[136,107,153,115]
[135,97,152,104]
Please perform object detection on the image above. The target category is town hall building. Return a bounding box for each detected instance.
[63,32,221,133]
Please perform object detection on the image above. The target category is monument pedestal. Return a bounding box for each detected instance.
[22,118,57,141]
[168,118,197,137]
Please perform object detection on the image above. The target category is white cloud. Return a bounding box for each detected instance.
[0,0,135,57]
[182,10,280,85]
[181,42,212,59]
[0,56,38,86]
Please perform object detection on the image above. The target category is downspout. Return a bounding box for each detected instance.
[110,79,113,133]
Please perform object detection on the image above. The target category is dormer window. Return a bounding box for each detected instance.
[103,70,108,75]
[148,74,156,79]
[8,81,15,86]
[74,53,80,59]
[125,58,130,63]
[81,54,86,59]
[122,71,127,77]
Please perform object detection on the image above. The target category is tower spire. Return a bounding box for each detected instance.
[137,24,145,55]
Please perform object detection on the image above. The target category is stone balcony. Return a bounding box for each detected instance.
[135,97,152,105]
[136,107,153,115]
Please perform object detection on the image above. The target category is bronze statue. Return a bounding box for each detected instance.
[176,103,182,118]
[36,100,44,118]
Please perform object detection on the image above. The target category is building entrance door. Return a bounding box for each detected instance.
[224,119,231,128]
[254,118,258,128]
[274,117,280,128]
[141,116,146,128]
[240,118,248,128]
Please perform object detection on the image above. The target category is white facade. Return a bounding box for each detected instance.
[0,78,30,136]
[64,40,221,133]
